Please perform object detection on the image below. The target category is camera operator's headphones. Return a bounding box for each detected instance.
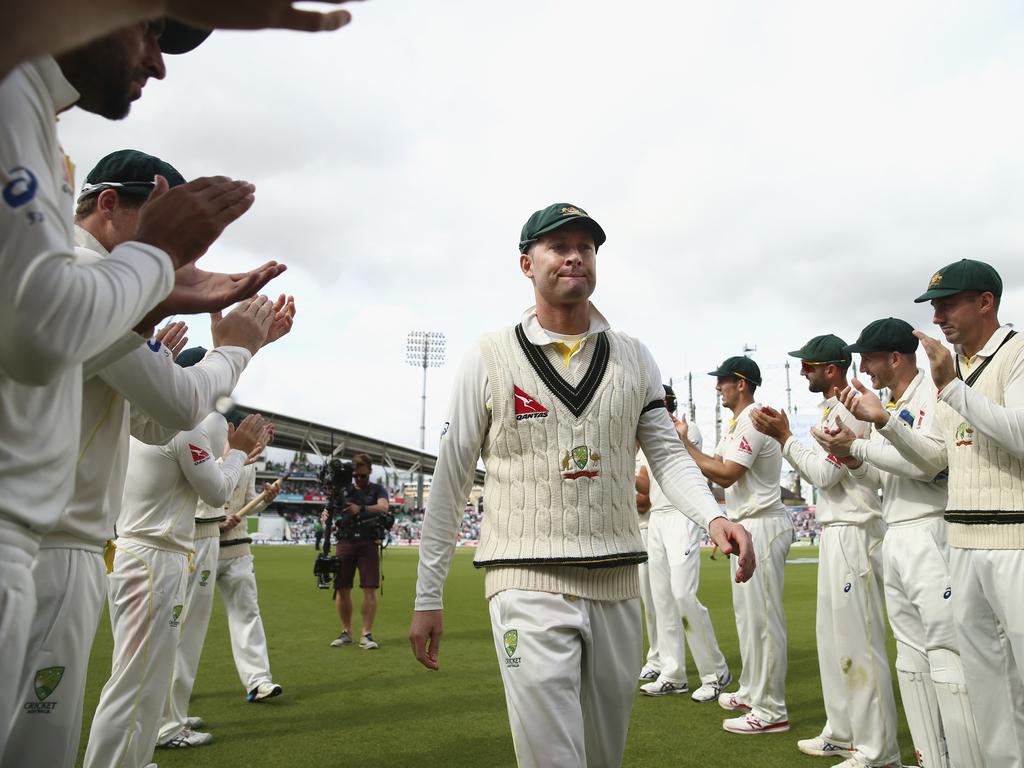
[663,383,678,414]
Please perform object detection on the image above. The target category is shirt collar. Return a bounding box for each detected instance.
[519,303,611,346]
[74,225,109,257]
[965,324,1016,361]
[28,56,80,116]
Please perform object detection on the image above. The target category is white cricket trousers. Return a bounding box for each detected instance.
[488,590,641,768]
[84,540,187,768]
[817,521,900,767]
[884,517,983,768]
[637,526,661,673]
[0,527,40,754]
[647,510,728,686]
[730,514,792,725]
[2,547,105,768]
[950,547,1024,768]
[217,553,274,692]
[159,535,219,743]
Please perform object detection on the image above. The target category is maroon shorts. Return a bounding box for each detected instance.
[335,539,380,589]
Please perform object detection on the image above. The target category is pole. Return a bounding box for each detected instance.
[687,372,695,422]
[417,354,427,510]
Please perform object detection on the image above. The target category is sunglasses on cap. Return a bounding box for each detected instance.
[79,180,157,199]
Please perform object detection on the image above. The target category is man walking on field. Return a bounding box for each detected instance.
[408,202,755,768]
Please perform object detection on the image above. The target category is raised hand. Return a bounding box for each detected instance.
[842,379,889,427]
[913,330,957,390]
[263,294,296,346]
[167,0,361,33]
[227,413,265,455]
[811,417,857,458]
[750,406,792,444]
[211,295,276,355]
[154,320,189,359]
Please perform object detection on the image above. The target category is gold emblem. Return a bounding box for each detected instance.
[560,206,584,217]
[929,271,944,288]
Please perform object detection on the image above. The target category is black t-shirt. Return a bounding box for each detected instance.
[347,481,388,508]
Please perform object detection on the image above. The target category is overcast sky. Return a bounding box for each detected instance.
[60,0,1024,459]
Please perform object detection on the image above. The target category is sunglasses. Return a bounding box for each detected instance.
[79,180,156,199]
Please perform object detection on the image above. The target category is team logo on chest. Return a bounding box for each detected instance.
[955,422,974,447]
[560,445,601,480]
[513,385,549,421]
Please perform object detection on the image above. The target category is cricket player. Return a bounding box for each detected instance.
[634,448,662,684]
[408,203,755,768]
[217,454,284,702]
[751,335,900,767]
[0,149,282,768]
[84,387,268,765]
[837,261,1024,768]
[681,356,792,734]
[812,317,983,767]
[0,22,279,741]
[635,388,731,704]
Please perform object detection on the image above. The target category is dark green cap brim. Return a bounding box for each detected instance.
[914,287,968,303]
[520,217,606,252]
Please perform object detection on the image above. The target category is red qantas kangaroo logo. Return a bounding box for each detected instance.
[738,435,753,454]
[189,443,211,464]
[513,386,549,421]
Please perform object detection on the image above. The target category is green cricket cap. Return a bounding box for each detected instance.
[914,259,1003,303]
[519,203,606,253]
[159,19,211,55]
[174,346,207,368]
[708,355,762,387]
[80,149,186,201]
[845,318,918,354]
[788,334,852,367]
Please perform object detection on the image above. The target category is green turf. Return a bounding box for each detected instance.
[78,545,916,767]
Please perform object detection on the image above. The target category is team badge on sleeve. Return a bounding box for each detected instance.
[189,444,211,464]
[738,436,753,454]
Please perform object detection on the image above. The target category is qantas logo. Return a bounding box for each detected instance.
[189,443,211,464]
[513,386,549,421]
[826,453,843,468]
[738,435,753,454]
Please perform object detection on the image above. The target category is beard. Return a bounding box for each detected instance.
[56,34,138,120]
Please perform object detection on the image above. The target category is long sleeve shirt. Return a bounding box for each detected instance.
[782,397,883,526]
[119,412,246,554]
[0,58,173,541]
[415,305,725,611]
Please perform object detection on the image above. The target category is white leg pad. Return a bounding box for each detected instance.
[928,648,985,768]
[895,641,947,768]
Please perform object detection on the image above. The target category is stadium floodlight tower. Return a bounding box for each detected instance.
[405,331,446,511]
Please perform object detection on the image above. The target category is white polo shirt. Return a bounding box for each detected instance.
[716,403,787,521]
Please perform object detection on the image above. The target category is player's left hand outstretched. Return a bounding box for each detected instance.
[409,609,443,671]
[708,517,756,582]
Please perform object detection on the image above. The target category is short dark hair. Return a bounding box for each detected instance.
[352,453,372,470]
[74,189,145,222]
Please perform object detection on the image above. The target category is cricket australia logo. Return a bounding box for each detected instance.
[169,604,184,627]
[513,385,549,421]
[561,445,601,480]
[503,629,521,668]
[199,569,211,587]
[25,666,64,714]
[955,422,974,447]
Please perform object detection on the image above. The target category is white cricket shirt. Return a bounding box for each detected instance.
[716,403,788,521]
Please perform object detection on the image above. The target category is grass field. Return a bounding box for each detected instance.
[77,545,917,767]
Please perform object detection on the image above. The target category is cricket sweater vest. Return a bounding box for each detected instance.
[475,324,652,600]
[219,464,262,560]
[943,332,1024,549]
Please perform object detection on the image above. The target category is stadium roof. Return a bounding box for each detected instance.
[235,403,485,485]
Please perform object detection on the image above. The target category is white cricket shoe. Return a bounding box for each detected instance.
[640,680,689,697]
[330,630,353,647]
[247,681,283,702]
[638,665,660,681]
[691,670,732,703]
[722,713,790,734]
[185,716,203,729]
[717,691,751,712]
[158,728,213,748]
[359,632,379,650]
[830,760,900,768]
[796,735,855,757]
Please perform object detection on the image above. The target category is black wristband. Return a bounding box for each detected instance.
[360,505,367,515]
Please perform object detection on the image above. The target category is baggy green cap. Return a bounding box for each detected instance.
[80,149,186,201]
[789,334,852,367]
[519,203,606,253]
[159,19,211,55]
[708,355,763,387]
[845,318,918,354]
[914,259,1003,303]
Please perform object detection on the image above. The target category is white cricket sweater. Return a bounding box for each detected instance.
[0,59,174,544]
[218,464,265,560]
[783,397,883,526]
[119,411,246,554]
[414,305,724,610]
[848,370,947,526]
[879,328,1024,548]
[40,229,251,551]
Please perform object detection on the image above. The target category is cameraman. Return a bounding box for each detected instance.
[325,454,389,650]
